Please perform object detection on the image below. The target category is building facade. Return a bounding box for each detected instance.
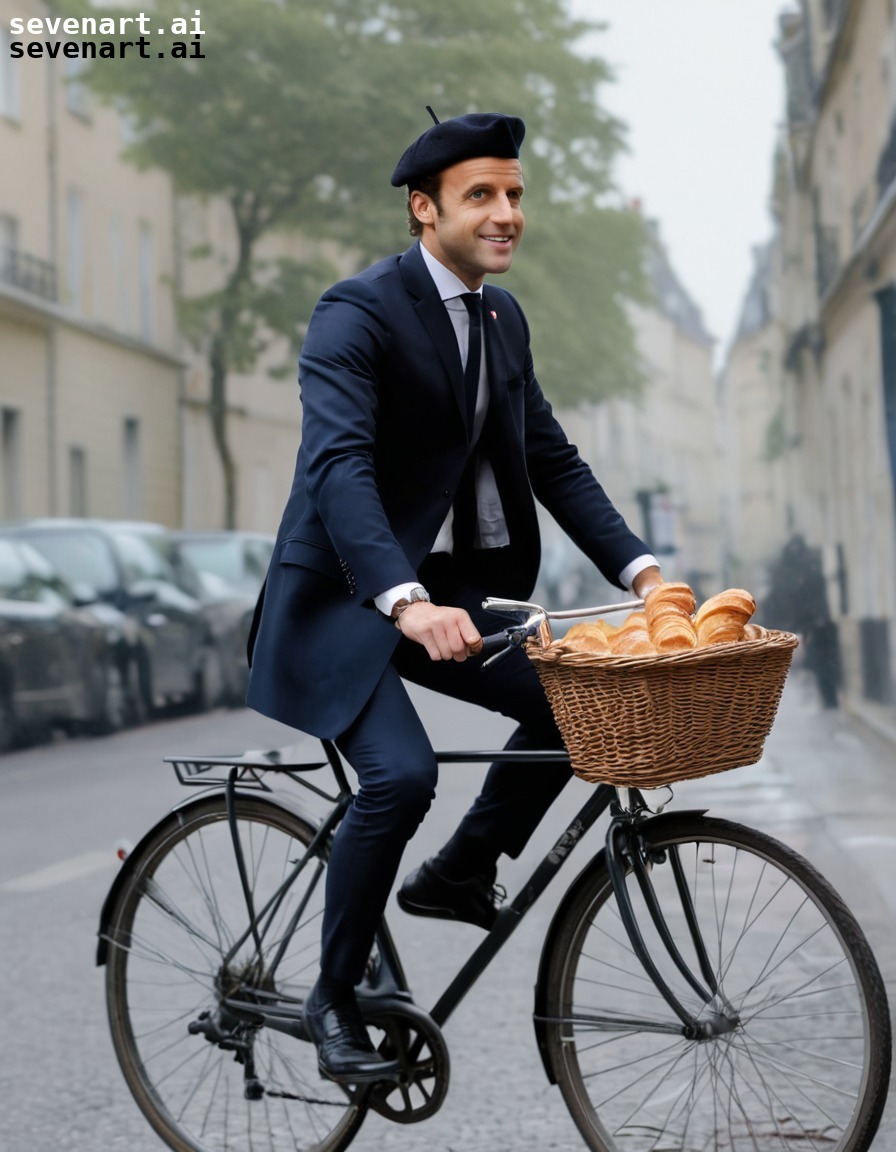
[0,0,184,525]
[0,0,306,534]
[725,0,896,709]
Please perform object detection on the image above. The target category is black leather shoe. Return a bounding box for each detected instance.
[397,859,503,929]
[302,981,400,1084]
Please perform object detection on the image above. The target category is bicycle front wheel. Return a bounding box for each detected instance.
[543,814,891,1152]
[104,792,365,1152]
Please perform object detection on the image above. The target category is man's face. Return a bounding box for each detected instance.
[412,156,525,289]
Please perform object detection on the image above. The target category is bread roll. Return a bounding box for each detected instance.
[695,588,756,646]
[644,583,698,652]
[558,622,611,654]
[742,622,768,641]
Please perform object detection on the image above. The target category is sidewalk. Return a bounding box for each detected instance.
[846,692,896,748]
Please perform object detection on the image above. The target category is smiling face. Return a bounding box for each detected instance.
[411,156,525,289]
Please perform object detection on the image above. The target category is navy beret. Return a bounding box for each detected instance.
[391,112,526,188]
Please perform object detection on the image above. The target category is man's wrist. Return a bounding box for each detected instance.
[390,585,431,628]
[632,566,664,600]
[374,582,424,618]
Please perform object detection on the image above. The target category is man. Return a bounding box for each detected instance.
[246,110,663,1084]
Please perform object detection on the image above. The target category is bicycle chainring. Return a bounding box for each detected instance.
[362,1000,449,1124]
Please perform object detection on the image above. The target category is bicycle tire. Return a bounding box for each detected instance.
[104,792,366,1152]
[543,814,891,1152]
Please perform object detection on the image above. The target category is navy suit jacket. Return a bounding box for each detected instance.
[246,242,649,738]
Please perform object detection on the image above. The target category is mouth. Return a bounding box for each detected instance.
[482,235,513,245]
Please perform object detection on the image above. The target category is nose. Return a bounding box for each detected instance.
[492,192,518,223]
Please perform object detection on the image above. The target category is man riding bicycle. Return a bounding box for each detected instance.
[246,109,663,1084]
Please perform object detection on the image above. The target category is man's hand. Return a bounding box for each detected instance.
[394,601,482,661]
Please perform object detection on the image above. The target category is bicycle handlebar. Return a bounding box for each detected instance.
[477,595,645,670]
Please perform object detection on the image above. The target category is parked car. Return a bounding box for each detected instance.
[0,536,135,750]
[134,526,256,708]
[12,519,221,716]
[170,531,274,597]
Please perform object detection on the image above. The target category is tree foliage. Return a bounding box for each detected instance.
[57,0,650,523]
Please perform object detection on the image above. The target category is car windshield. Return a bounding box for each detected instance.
[178,537,271,593]
[0,539,71,606]
[22,531,118,595]
[112,531,173,584]
[0,539,28,598]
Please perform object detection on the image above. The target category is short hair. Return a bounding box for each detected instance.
[405,173,443,238]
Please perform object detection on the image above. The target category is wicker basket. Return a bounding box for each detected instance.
[527,629,799,788]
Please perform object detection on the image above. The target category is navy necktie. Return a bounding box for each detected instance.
[460,293,482,426]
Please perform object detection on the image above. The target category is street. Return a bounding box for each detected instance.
[0,669,894,1152]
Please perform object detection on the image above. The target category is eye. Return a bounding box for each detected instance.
[470,189,486,200]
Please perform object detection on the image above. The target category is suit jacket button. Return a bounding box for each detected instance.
[442,489,450,498]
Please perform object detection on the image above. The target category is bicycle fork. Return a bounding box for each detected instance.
[605,802,740,1041]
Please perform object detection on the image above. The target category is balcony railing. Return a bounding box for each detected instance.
[0,248,57,303]
[877,118,896,201]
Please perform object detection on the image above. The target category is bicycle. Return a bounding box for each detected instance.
[96,596,892,1152]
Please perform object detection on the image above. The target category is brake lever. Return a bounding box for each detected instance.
[480,624,536,670]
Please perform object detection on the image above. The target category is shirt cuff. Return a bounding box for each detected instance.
[374,582,423,618]
[619,554,660,593]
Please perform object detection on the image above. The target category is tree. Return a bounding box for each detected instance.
[59,0,650,526]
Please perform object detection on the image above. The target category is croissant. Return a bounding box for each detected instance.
[644,583,697,652]
[615,611,648,635]
[610,628,656,656]
[695,589,756,645]
[558,622,611,654]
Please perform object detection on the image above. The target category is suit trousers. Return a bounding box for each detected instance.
[322,552,571,986]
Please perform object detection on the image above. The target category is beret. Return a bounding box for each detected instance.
[391,112,526,188]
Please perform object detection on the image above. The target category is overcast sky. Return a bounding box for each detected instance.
[572,0,794,358]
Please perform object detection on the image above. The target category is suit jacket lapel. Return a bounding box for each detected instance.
[399,244,467,423]
[481,285,510,412]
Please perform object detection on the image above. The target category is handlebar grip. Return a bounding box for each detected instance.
[478,631,511,655]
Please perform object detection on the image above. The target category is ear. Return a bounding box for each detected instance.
[409,190,435,229]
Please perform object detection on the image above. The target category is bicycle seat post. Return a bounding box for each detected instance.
[321,738,353,796]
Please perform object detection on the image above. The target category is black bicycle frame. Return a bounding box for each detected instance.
[216,739,730,1040]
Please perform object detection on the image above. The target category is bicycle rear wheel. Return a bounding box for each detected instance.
[543,814,891,1152]
[104,792,365,1152]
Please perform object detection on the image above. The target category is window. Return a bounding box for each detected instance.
[68,445,88,516]
[0,29,22,121]
[122,417,143,517]
[66,188,85,311]
[138,222,154,341]
[2,408,23,518]
[109,212,129,329]
[0,213,18,285]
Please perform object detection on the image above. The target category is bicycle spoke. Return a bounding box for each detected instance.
[544,816,889,1152]
[105,796,364,1152]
